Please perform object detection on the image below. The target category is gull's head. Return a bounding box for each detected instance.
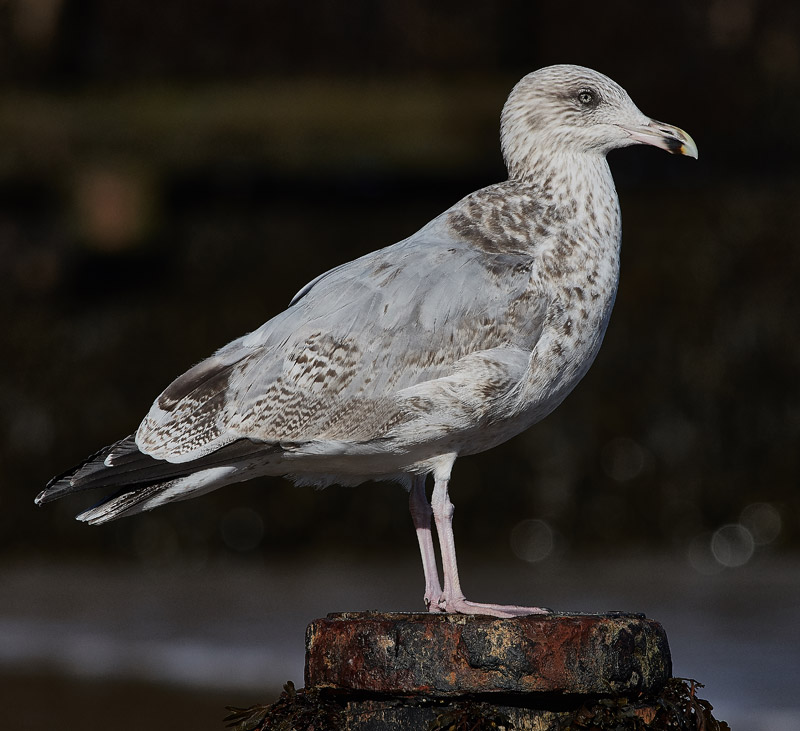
[500,64,698,179]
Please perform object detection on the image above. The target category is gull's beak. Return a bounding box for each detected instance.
[619,118,698,159]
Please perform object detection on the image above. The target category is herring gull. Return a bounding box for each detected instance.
[38,65,697,617]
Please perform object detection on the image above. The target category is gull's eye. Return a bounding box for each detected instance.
[577,89,596,107]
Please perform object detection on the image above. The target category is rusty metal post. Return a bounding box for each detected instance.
[228,612,728,730]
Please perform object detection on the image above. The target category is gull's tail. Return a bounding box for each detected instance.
[37,435,276,525]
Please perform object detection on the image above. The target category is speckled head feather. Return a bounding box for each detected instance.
[501,64,696,179]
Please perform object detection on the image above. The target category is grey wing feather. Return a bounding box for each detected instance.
[137,226,547,462]
[288,260,350,306]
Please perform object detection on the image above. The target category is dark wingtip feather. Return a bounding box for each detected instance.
[37,436,276,520]
[36,436,137,506]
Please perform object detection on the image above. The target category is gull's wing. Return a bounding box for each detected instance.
[136,224,547,463]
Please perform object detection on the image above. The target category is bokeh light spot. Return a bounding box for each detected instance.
[510,519,554,563]
[601,437,646,482]
[739,502,782,545]
[711,524,755,567]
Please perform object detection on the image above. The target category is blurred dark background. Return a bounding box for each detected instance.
[1,1,799,730]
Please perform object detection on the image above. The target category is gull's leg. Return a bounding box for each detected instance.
[408,474,444,611]
[431,474,551,618]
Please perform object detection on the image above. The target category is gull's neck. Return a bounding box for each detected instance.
[512,149,621,245]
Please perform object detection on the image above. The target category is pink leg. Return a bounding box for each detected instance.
[430,475,550,617]
[408,474,444,611]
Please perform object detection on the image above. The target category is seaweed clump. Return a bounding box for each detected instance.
[224,681,344,731]
[562,678,730,731]
[224,677,728,731]
[430,701,514,730]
